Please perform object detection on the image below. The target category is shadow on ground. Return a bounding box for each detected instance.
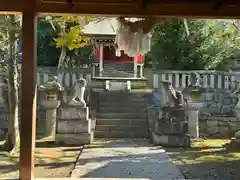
[166,139,240,180]
[0,138,82,179]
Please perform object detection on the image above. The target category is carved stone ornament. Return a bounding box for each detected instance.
[39,76,64,92]
[68,78,87,107]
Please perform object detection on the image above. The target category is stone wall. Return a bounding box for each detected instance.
[199,116,240,137]
[199,90,237,116]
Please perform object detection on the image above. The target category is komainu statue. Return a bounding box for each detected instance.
[163,81,185,107]
[151,81,190,148]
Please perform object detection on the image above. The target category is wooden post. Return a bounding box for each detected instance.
[134,56,138,78]
[140,64,143,78]
[19,1,37,179]
[99,44,103,77]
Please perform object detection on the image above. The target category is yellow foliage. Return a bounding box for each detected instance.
[54,25,89,50]
[41,15,99,50]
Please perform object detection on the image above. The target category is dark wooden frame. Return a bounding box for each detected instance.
[0,0,240,179]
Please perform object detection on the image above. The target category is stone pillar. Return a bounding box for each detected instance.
[134,56,138,78]
[234,95,240,118]
[153,74,158,89]
[231,130,240,148]
[39,76,63,138]
[140,64,143,78]
[99,44,104,77]
[187,102,203,139]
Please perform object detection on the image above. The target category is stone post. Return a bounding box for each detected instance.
[39,76,63,138]
[187,102,203,139]
[231,130,240,147]
[234,94,240,118]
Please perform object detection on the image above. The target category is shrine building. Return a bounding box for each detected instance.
[83,18,145,79]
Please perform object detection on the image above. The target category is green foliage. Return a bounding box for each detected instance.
[37,20,60,66]
[148,19,240,71]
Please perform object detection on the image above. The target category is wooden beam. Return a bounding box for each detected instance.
[36,1,240,18]
[0,0,22,13]
[19,0,37,179]
[1,0,240,18]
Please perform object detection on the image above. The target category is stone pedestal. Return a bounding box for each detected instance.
[41,99,61,137]
[56,106,93,145]
[187,102,203,139]
[231,130,240,148]
[151,107,191,148]
[39,76,63,138]
[43,104,59,137]
[234,95,240,118]
[56,78,94,145]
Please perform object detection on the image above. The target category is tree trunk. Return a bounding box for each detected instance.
[3,15,20,154]
[58,45,67,69]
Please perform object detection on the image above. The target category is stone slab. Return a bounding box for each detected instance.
[231,137,240,148]
[56,132,93,145]
[60,107,89,120]
[71,139,185,180]
[152,131,191,148]
[36,178,178,180]
[57,120,90,134]
[158,121,188,135]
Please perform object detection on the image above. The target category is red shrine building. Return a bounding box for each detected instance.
[83,18,144,79]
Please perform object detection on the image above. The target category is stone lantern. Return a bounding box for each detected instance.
[39,76,63,138]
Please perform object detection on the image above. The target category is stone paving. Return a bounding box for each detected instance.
[71,139,185,180]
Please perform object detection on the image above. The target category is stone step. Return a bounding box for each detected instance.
[95,124,148,132]
[97,113,146,119]
[96,118,147,126]
[98,106,146,113]
[99,101,146,107]
[99,96,145,102]
[95,130,149,138]
[99,92,145,98]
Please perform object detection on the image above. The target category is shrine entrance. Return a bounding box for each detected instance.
[83,17,145,79]
[1,0,240,179]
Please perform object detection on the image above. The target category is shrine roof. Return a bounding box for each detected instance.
[83,17,139,37]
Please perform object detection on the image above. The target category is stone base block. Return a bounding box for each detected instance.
[0,128,6,141]
[152,131,191,148]
[57,120,90,134]
[60,107,89,120]
[56,132,94,145]
[231,137,240,148]
[157,121,188,135]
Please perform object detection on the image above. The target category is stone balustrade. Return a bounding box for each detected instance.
[153,70,240,90]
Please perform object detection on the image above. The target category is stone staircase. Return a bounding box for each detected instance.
[103,63,134,77]
[95,91,149,138]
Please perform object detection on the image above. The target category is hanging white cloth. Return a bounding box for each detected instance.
[115,18,152,57]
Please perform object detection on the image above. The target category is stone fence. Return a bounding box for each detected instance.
[152,70,240,90]
[36,67,92,88]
